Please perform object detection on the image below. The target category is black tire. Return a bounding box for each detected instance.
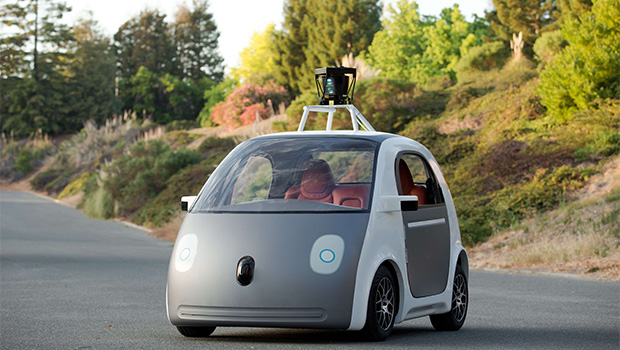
[430,264,468,331]
[362,266,396,341]
[176,326,216,337]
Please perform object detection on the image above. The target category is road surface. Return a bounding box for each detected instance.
[1,191,618,349]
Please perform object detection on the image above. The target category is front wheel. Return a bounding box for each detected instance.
[362,266,396,341]
[430,264,468,331]
[176,326,216,337]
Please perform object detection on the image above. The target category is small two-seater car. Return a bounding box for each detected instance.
[167,104,468,341]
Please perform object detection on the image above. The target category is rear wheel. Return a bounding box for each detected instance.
[430,264,468,331]
[362,266,396,341]
[176,326,216,337]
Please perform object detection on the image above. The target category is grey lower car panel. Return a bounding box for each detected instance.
[168,212,369,329]
[403,205,451,298]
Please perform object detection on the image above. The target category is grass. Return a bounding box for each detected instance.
[0,130,53,180]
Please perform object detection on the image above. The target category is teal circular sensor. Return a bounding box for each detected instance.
[319,249,335,263]
[180,248,191,261]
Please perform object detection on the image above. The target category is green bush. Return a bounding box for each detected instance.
[58,172,91,200]
[537,0,620,119]
[102,140,201,217]
[533,30,566,65]
[133,160,218,226]
[355,78,417,133]
[454,42,509,81]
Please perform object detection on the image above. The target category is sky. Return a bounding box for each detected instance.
[62,0,493,70]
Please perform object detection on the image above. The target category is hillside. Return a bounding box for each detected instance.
[1,57,618,280]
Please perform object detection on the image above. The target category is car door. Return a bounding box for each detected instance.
[396,153,450,298]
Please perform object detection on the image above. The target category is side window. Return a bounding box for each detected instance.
[397,154,444,205]
[231,156,272,204]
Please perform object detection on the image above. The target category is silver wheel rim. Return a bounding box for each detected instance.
[452,274,467,323]
[375,276,395,331]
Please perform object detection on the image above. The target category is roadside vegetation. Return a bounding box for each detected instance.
[1,0,618,277]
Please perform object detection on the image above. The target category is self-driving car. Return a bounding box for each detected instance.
[167,68,468,341]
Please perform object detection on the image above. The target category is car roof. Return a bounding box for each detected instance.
[249,131,403,144]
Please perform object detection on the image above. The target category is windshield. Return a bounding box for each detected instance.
[192,136,378,213]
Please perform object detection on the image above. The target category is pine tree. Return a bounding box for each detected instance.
[1,0,74,136]
[114,9,178,80]
[174,0,224,83]
[302,0,381,90]
[66,17,116,127]
[273,0,309,93]
[491,0,559,49]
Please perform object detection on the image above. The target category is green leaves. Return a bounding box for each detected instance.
[366,2,487,84]
[537,0,620,119]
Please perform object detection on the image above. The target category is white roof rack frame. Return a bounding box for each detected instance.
[297,105,376,132]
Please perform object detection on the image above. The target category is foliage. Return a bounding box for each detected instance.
[129,66,209,124]
[162,130,202,149]
[173,0,224,82]
[367,1,488,84]
[1,0,76,137]
[301,0,382,90]
[231,24,278,85]
[273,0,381,92]
[66,17,116,127]
[211,81,289,130]
[272,0,309,93]
[533,30,566,64]
[58,172,91,199]
[197,78,237,127]
[537,0,620,119]
[0,131,53,179]
[101,140,201,218]
[133,160,217,226]
[454,41,510,80]
[83,185,114,219]
[114,4,223,118]
[490,0,559,51]
[354,78,417,132]
[113,9,178,80]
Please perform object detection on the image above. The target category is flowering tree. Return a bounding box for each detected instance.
[211,81,289,129]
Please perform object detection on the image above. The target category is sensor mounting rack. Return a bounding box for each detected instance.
[297,104,375,132]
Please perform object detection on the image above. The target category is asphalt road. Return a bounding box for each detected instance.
[1,190,618,349]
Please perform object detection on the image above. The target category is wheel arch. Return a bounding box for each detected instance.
[378,259,402,321]
[457,249,469,280]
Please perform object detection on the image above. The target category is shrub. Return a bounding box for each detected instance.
[102,140,201,217]
[537,0,620,119]
[533,30,566,65]
[211,81,290,130]
[58,172,91,200]
[133,160,218,226]
[83,186,115,219]
[454,42,509,81]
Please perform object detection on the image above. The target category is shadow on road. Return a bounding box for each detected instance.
[163,323,617,348]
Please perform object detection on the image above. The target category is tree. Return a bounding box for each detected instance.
[273,0,310,93]
[422,5,481,80]
[302,0,382,89]
[537,0,620,119]
[1,0,74,137]
[129,66,206,124]
[367,1,486,83]
[556,0,592,21]
[367,0,425,81]
[173,0,224,83]
[231,23,278,85]
[490,0,559,50]
[273,0,381,93]
[65,17,116,127]
[114,9,178,80]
